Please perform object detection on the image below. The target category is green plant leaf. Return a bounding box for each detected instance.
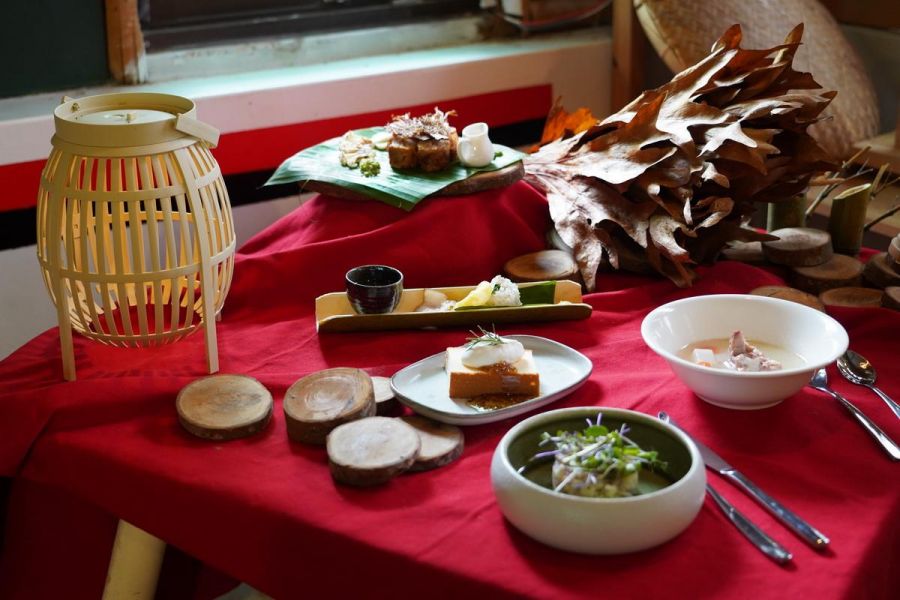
[265,127,526,211]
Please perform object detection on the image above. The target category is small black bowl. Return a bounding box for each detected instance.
[345,265,403,314]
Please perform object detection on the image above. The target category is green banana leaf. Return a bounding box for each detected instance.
[453,281,557,311]
[264,127,526,211]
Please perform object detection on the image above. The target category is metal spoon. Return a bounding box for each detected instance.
[836,350,900,419]
[808,369,900,461]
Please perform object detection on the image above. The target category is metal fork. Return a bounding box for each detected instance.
[808,368,900,461]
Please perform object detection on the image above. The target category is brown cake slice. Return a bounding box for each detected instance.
[445,346,540,398]
[387,136,417,169]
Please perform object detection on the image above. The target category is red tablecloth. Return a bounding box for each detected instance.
[1,182,898,599]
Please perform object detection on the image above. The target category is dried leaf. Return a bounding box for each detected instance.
[524,23,836,289]
[534,98,598,150]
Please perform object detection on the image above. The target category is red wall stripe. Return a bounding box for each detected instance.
[0,84,551,213]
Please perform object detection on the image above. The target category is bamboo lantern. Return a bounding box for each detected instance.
[36,93,235,381]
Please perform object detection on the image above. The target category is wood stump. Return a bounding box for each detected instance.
[176,374,273,441]
[371,376,399,416]
[326,417,420,486]
[750,286,825,312]
[721,241,767,264]
[284,368,375,445]
[762,228,833,267]
[863,253,900,289]
[790,254,864,294]
[883,287,900,311]
[888,237,900,272]
[819,287,884,308]
[503,250,578,282]
[401,415,465,472]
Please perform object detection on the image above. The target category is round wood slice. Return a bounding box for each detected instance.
[819,287,884,308]
[503,250,578,282]
[400,415,465,472]
[302,162,524,202]
[284,368,375,445]
[882,286,900,311]
[749,285,825,312]
[863,252,900,289]
[326,417,420,486]
[176,374,273,441]
[721,241,767,264]
[371,376,399,416]
[888,236,900,272]
[789,254,864,295]
[762,228,833,267]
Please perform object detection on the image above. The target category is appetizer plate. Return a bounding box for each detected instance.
[316,280,592,333]
[391,335,593,425]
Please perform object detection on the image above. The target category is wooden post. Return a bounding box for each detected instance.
[102,520,166,600]
[105,0,147,84]
[611,0,645,111]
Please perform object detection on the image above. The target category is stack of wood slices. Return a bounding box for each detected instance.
[284,368,464,486]
[722,226,900,311]
[174,370,464,487]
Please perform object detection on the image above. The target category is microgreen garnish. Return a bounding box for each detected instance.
[493,150,504,159]
[359,158,381,177]
[464,326,506,349]
[534,413,666,497]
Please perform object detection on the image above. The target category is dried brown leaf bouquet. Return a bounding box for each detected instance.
[524,24,836,288]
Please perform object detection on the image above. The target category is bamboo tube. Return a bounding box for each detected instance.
[767,195,807,231]
[828,183,871,255]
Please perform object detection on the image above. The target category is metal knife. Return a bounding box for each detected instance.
[658,411,829,551]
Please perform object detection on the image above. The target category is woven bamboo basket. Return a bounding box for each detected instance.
[37,93,235,381]
[634,0,879,158]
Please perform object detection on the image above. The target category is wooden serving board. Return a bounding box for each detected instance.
[315,280,591,333]
[302,162,524,203]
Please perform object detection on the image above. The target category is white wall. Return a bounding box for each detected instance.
[0,28,613,360]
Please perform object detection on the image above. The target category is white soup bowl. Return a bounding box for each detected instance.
[641,294,849,410]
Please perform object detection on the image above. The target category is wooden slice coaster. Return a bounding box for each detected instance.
[503,250,578,283]
[762,228,833,267]
[720,241,767,264]
[400,415,465,472]
[789,254,864,295]
[888,236,900,272]
[326,417,420,487]
[820,287,884,308]
[863,252,900,289]
[371,376,399,416]
[749,286,825,312]
[883,287,900,311]
[176,374,273,441]
[284,368,375,445]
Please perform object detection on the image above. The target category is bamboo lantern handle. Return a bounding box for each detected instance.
[175,114,220,148]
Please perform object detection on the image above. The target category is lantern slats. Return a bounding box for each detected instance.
[140,158,166,341]
[124,158,150,338]
[39,93,234,378]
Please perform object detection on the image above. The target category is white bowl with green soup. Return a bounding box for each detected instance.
[491,407,705,554]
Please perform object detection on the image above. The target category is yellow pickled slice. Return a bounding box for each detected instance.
[454,281,493,309]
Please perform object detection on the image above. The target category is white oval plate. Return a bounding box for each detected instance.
[390,335,593,425]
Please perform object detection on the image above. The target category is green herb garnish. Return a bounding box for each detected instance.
[533,414,667,497]
[493,150,504,159]
[464,326,506,349]
[359,159,381,177]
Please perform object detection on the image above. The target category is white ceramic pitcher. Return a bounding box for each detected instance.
[457,122,494,168]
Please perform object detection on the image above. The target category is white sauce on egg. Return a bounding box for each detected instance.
[461,338,524,368]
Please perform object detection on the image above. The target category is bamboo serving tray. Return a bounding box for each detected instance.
[315,280,591,333]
